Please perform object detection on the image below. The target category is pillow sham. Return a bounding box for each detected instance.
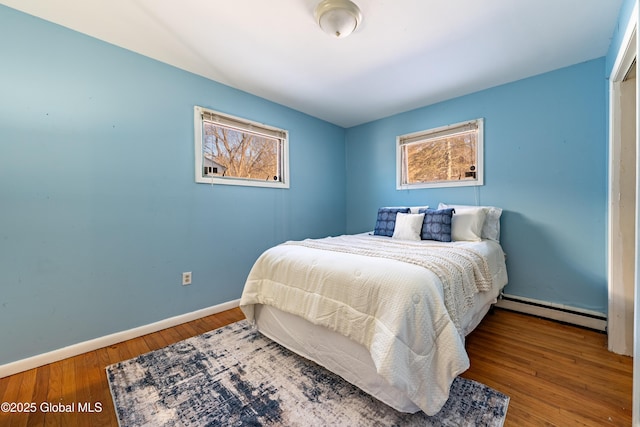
[438,203,503,241]
[418,208,455,242]
[392,213,425,241]
[374,207,410,237]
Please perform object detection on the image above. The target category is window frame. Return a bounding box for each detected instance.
[396,118,484,190]
[194,106,290,189]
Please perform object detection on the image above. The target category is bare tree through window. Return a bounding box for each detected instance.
[203,124,279,181]
[406,132,477,183]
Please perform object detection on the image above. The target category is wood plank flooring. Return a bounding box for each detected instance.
[463,308,632,426]
[0,307,632,426]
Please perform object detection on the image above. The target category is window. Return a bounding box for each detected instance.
[397,118,483,189]
[194,106,289,188]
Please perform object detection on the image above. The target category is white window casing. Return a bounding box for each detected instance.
[194,106,290,189]
[397,118,484,190]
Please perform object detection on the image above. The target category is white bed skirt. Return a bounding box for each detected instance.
[252,283,500,414]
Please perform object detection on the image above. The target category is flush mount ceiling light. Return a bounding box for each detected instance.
[314,0,363,39]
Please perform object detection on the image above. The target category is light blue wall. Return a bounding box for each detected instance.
[346,58,608,313]
[0,1,623,365]
[0,6,346,364]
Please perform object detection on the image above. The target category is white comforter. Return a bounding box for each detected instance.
[240,234,506,415]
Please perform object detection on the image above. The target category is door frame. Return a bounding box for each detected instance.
[607,2,638,424]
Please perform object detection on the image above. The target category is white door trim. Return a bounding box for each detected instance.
[607,2,638,425]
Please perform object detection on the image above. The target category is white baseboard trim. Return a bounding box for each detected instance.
[0,299,241,379]
[495,293,607,331]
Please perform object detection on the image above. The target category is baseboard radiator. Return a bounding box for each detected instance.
[494,293,607,332]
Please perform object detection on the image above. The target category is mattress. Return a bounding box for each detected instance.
[240,235,508,414]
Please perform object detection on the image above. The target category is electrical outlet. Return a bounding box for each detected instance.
[182,272,192,286]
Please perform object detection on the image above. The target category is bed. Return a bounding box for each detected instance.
[239,204,508,415]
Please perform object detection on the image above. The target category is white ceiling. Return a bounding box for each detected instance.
[1,0,624,127]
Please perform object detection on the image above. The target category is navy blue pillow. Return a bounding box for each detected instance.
[373,207,410,237]
[418,208,455,242]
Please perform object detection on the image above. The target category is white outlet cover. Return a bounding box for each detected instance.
[182,272,192,285]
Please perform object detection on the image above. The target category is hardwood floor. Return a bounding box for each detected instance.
[0,308,245,427]
[464,309,632,426]
[0,307,632,426]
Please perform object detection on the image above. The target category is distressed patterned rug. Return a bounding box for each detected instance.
[107,320,509,426]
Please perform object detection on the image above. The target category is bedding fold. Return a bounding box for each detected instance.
[285,234,492,333]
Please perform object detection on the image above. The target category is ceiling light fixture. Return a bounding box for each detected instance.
[314,0,363,39]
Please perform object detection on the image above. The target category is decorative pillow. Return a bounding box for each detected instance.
[438,203,503,241]
[449,207,486,241]
[392,213,425,241]
[374,207,410,237]
[418,208,455,242]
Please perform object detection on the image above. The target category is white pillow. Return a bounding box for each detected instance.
[392,213,425,241]
[450,207,486,242]
[438,203,503,241]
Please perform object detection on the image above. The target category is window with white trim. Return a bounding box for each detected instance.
[397,118,483,189]
[194,106,289,188]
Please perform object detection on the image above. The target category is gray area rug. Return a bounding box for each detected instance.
[107,320,509,426]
